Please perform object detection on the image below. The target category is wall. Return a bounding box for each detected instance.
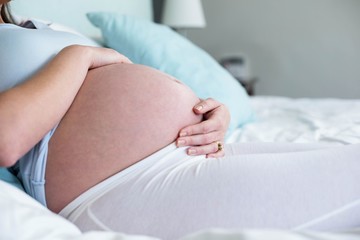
[186,0,360,98]
[11,0,153,38]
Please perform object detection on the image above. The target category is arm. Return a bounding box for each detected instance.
[176,98,230,158]
[0,45,130,166]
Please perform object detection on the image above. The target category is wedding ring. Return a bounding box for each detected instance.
[217,142,223,152]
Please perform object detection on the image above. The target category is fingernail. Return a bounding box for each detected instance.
[195,105,203,111]
[188,149,197,155]
[179,132,187,137]
[177,139,186,147]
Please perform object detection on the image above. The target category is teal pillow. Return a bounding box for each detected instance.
[0,168,24,191]
[87,12,254,134]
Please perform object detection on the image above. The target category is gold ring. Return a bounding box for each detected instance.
[217,142,223,152]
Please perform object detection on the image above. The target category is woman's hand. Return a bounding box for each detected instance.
[0,45,132,166]
[87,46,132,69]
[176,98,230,158]
[62,45,132,70]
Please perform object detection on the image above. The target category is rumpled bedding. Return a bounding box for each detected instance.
[1,181,360,240]
[228,96,360,145]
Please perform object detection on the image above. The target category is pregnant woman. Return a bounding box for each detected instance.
[1,2,360,240]
[0,1,229,213]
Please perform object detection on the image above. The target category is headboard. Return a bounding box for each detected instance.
[10,0,153,38]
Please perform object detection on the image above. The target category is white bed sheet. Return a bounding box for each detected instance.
[227,96,360,145]
[2,179,360,240]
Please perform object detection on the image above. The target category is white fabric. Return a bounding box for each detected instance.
[3,180,360,240]
[0,181,158,240]
[59,143,360,240]
[181,228,360,240]
[5,2,360,239]
[228,96,360,145]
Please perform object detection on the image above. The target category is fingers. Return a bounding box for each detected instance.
[88,46,132,69]
[177,98,230,158]
[117,53,133,64]
[176,131,225,158]
[184,142,225,158]
[206,143,225,158]
[177,130,224,147]
[179,106,229,139]
[179,118,222,138]
[101,47,132,64]
[118,56,132,64]
[176,127,225,158]
[193,98,222,114]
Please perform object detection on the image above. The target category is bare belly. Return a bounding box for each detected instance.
[45,64,202,213]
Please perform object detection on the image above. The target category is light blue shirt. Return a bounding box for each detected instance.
[0,20,98,201]
[0,20,98,92]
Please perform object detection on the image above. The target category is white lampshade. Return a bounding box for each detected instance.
[162,0,206,29]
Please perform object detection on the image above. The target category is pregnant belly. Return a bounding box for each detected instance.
[45,64,202,212]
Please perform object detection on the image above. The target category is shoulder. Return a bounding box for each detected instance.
[0,19,98,92]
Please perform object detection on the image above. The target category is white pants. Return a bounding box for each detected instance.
[59,143,360,240]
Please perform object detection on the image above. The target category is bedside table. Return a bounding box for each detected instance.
[219,57,257,96]
[236,77,258,96]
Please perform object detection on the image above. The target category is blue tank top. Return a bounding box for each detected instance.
[0,20,99,199]
[0,20,98,92]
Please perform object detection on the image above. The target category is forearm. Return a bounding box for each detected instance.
[0,45,94,166]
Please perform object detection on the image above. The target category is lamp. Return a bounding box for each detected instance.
[162,0,206,36]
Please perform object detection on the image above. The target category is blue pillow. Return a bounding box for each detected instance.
[0,168,24,191]
[87,12,254,134]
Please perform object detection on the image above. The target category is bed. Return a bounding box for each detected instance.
[228,96,360,145]
[1,0,360,239]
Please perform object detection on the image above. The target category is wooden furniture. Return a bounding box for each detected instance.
[236,77,258,96]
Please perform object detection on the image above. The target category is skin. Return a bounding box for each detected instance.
[177,98,229,158]
[0,5,3,23]
[45,63,204,212]
[0,2,229,162]
[0,3,231,212]
[0,45,130,165]
[0,1,10,23]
